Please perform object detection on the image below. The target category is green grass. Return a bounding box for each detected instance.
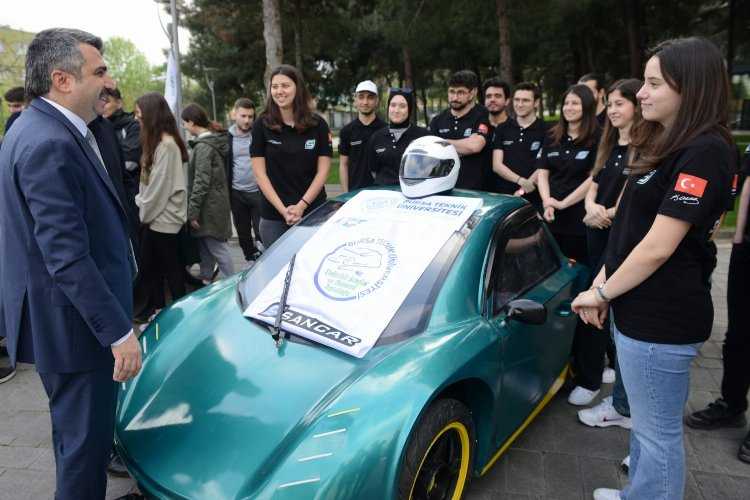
[327,157,340,185]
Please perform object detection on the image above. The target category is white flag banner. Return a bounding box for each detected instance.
[164,49,178,112]
[244,190,482,358]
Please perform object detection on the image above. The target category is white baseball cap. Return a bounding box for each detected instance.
[355,80,378,95]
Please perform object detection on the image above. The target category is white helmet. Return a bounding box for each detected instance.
[399,135,461,198]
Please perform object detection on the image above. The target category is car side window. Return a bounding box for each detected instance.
[491,217,560,317]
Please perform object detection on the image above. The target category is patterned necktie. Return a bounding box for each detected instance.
[84,129,115,190]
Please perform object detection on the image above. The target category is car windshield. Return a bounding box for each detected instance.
[238,200,477,347]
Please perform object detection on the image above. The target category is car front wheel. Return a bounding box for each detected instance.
[398,398,475,500]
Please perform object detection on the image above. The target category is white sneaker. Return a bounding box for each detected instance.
[621,455,630,473]
[568,386,600,406]
[578,396,632,429]
[602,367,616,384]
[593,488,621,500]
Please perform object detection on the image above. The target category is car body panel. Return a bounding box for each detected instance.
[115,188,588,499]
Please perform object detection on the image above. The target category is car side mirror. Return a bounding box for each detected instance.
[503,299,546,325]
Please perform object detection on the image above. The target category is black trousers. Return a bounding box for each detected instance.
[230,189,263,260]
[140,227,186,310]
[40,366,117,500]
[722,243,750,414]
[570,227,617,390]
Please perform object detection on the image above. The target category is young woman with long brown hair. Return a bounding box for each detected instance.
[536,83,601,266]
[250,64,332,248]
[134,92,189,320]
[575,78,644,427]
[573,38,736,500]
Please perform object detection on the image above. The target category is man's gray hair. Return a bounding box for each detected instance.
[25,28,104,99]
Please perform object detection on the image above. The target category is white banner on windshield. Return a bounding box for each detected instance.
[244,190,482,357]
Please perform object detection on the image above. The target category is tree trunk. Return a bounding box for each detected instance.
[495,0,513,85]
[402,45,414,90]
[625,0,643,77]
[727,0,735,75]
[294,0,303,70]
[262,0,283,87]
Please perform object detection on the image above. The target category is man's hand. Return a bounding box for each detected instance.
[190,220,201,230]
[112,334,142,382]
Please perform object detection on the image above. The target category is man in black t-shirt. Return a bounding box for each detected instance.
[686,144,750,464]
[491,83,549,211]
[429,70,491,190]
[339,80,387,192]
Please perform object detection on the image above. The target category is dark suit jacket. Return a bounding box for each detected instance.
[0,98,134,373]
[89,115,140,251]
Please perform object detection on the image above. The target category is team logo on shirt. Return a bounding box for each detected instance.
[575,151,589,160]
[439,128,451,134]
[674,173,707,197]
[350,140,363,146]
[305,139,317,149]
[637,169,656,184]
[268,139,282,145]
[530,141,541,151]
[463,128,472,137]
[503,140,514,146]
[547,152,559,158]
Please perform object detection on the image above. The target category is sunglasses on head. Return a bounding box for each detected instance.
[390,87,413,94]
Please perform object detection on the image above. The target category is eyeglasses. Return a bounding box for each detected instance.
[448,89,471,97]
[390,87,413,94]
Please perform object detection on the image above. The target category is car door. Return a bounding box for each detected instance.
[483,206,582,448]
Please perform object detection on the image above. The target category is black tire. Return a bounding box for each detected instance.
[398,399,475,500]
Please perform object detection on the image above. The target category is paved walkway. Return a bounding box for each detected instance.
[1,240,747,499]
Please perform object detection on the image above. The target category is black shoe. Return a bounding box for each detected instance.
[114,495,145,500]
[107,451,130,477]
[684,399,747,430]
[0,365,16,384]
[740,431,750,464]
[133,306,155,324]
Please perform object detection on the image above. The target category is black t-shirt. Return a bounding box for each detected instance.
[536,133,599,236]
[593,143,630,208]
[367,123,430,186]
[250,115,333,221]
[605,134,735,344]
[491,117,550,194]
[429,105,491,190]
[338,116,387,191]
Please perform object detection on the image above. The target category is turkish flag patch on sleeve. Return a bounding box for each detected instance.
[674,173,707,197]
[478,124,489,134]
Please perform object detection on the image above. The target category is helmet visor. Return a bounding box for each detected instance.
[399,153,456,180]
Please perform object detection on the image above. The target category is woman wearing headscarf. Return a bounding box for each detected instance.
[366,88,429,186]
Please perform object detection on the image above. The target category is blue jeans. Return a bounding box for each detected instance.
[610,310,630,417]
[259,217,290,249]
[615,325,702,500]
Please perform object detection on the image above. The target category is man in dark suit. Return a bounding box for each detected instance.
[0,28,142,499]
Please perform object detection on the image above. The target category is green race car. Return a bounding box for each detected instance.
[115,188,588,499]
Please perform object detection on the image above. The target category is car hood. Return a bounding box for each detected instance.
[116,276,411,498]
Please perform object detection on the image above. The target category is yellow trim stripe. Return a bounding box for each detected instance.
[327,408,361,418]
[480,365,568,475]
